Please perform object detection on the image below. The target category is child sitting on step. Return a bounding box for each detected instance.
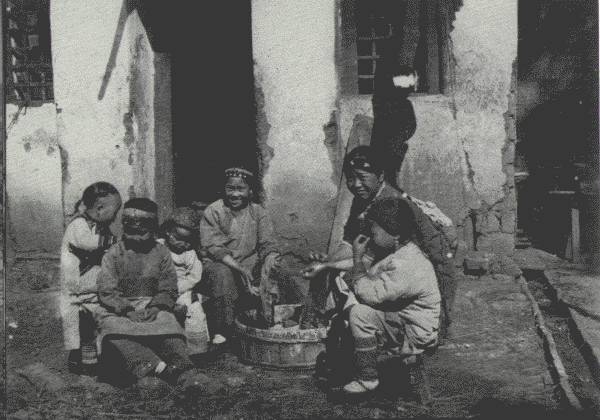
[59,182,122,373]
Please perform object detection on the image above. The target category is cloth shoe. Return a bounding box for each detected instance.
[343,379,379,394]
[212,334,227,345]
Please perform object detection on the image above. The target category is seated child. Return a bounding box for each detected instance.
[95,198,206,389]
[199,167,281,344]
[59,182,121,373]
[159,207,209,354]
[342,197,441,394]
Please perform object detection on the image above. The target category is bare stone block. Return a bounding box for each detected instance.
[477,233,515,256]
[464,251,494,273]
[501,211,516,234]
[453,240,469,267]
[486,213,501,233]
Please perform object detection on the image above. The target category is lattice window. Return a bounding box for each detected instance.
[341,0,460,95]
[5,0,54,104]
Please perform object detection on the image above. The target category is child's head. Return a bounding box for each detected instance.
[343,146,385,200]
[122,198,158,244]
[79,182,122,224]
[223,167,254,211]
[161,207,199,254]
[365,197,415,250]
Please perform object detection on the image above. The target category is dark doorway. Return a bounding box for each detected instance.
[170,2,258,207]
[517,0,598,262]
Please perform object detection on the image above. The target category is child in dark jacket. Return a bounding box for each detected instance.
[96,198,209,392]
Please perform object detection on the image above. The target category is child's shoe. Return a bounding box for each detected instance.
[211,334,227,345]
[343,378,379,394]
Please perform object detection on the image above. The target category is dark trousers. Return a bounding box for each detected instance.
[198,261,260,338]
[106,336,193,379]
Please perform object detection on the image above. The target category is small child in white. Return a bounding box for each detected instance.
[160,207,209,354]
[60,182,122,373]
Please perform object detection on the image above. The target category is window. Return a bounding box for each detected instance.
[5,0,54,104]
[340,0,460,95]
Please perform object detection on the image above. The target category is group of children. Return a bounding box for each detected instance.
[60,151,450,397]
[60,167,280,390]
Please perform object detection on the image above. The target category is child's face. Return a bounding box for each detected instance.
[224,176,250,210]
[122,209,156,243]
[87,194,122,224]
[370,221,397,250]
[165,226,195,254]
[346,169,383,200]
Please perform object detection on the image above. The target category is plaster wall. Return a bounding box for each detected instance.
[252,0,339,252]
[336,0,518,255]
[50,1,162,226]
[6,104,62,253]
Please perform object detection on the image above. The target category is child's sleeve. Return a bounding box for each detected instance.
[256,206,279,261]
[148,248,178,311]
[68,218,99,250]
[199,206,233,261]
[61,220,100,294]
[177,252,203,295]
[352,259,409,307]
[97,250,133,315]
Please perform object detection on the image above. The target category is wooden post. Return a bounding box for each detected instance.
[399,0,420,67]
[438,0,451,93]
[425,0,440,93]
[339,0,358,95]
[571,207,581,264]
[1,0,5,271]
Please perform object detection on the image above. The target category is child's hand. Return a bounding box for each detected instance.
[143,307,160,322]
[247,284,260,296]
[263,253,280,276]
[126,309,146,323]
[302,262,327,279]
[353,234,370,259]
[238,268,258,296]
[308,251,329,262]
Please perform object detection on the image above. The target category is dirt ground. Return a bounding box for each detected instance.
[3,259,570,419]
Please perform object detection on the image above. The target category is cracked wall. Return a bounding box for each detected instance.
[335,0,518,255]
[452,1,518,254]
[50,1,165,244]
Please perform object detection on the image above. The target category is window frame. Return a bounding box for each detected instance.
[5,0,54,106]
[338,0,456,97]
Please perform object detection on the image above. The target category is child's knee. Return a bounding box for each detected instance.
[348,304,376,327]
[205,263,236,296]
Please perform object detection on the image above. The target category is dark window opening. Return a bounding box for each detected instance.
[341,0,460,95]
[5,0,54,105]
